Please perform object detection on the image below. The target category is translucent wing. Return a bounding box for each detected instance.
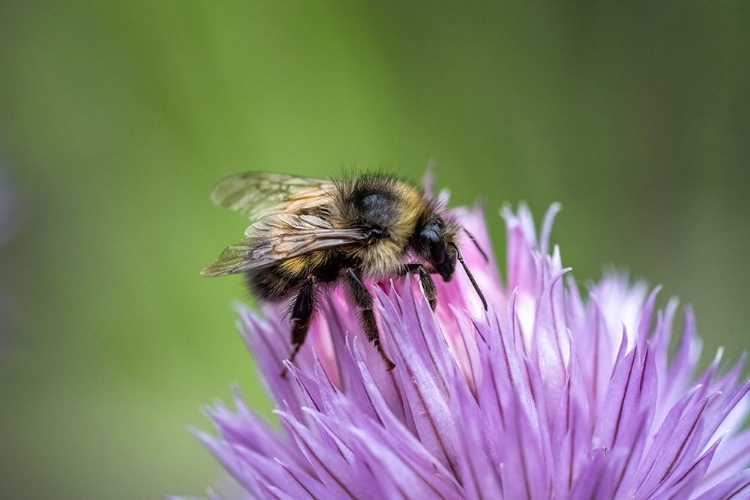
[210,172,335,221]
[201,214,366,276]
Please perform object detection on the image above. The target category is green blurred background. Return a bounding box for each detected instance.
[0,2,748,498]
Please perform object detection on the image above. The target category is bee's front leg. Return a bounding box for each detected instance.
[282,278,316,378]
[399,264,438,310]
[345,268,396,371]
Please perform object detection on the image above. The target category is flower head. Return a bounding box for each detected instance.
[190,203,750,499]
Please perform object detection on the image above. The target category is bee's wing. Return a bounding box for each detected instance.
[210,172,335,221]
[201,214,366,276]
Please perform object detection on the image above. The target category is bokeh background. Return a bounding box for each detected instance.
[1,2,749,499]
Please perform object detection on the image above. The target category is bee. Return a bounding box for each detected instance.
[202,171,487,374]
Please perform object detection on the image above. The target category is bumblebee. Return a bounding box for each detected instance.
[202,171,487,373]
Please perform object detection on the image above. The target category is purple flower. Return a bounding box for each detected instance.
[188,203,750,499]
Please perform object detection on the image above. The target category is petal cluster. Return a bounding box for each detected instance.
[192,205,750,500]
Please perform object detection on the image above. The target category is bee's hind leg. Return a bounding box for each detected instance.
[282,278,316,378]
[345,268,396,371]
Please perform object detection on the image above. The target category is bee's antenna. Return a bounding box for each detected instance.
[463,228,489,263]
[451,243,488,311]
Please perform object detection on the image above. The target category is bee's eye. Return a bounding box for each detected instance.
[431,241,446,265]
[422,224,446,265]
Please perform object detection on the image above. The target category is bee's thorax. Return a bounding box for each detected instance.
[332,174,435,277]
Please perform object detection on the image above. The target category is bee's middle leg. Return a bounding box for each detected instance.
[345,268,396,371]
[400,264,438,310]
[282,278,316,377]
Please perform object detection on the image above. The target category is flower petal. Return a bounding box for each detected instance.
[694,469,750,500]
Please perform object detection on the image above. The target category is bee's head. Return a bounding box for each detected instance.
[419,217,457,281]
[415,215,488,311]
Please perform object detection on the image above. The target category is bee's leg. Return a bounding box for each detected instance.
[400,264,438,310]
[345,268,396,371]
[282,278,316,378]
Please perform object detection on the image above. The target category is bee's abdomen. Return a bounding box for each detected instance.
[247,268,300,301]
[247,250,347,300]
